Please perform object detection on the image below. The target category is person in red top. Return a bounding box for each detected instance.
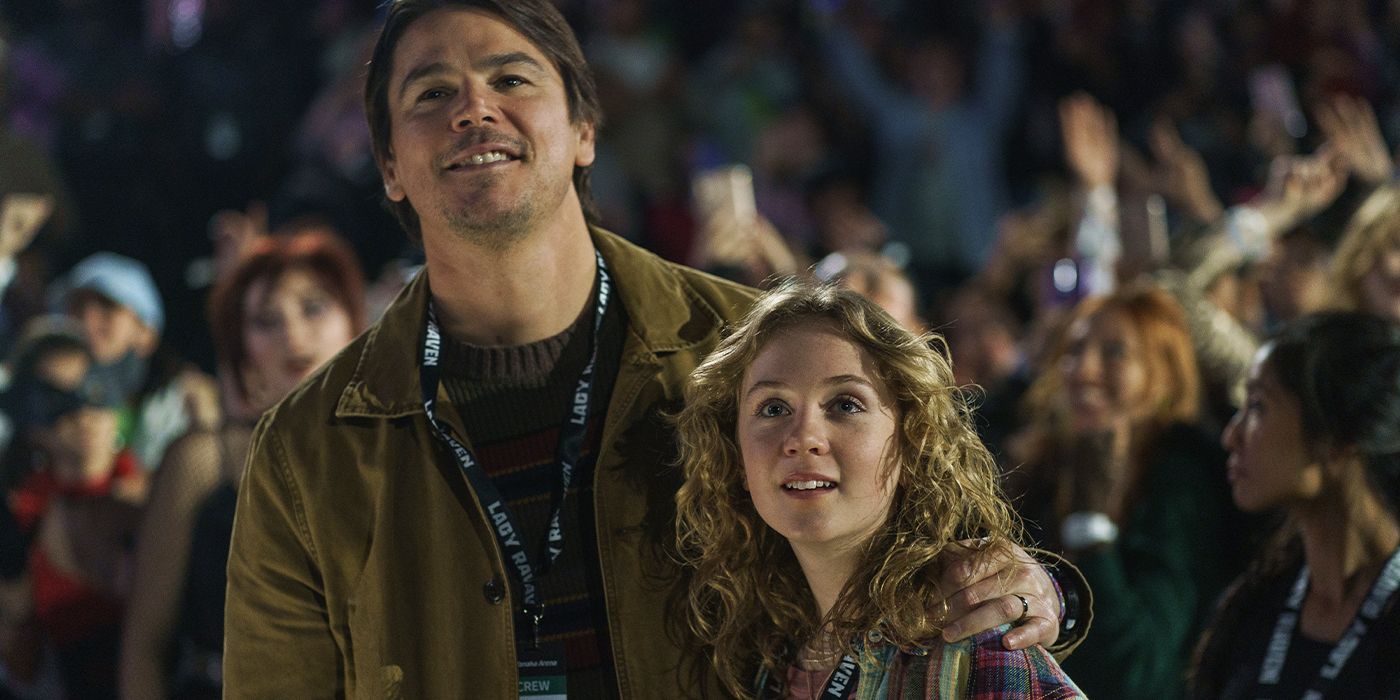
[0,316,143,699]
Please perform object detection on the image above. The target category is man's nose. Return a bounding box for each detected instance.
[452,85,497,130]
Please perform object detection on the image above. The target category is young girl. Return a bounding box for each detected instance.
[1190,313,1400,698]
[675,281,1082,699]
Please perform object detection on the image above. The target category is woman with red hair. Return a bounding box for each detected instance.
[1006,283,1239,699]
[119,226,366,700]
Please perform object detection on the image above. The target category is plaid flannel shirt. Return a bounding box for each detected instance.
[760,625,1085,699]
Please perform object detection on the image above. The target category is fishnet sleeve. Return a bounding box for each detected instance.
[119,431,224,700]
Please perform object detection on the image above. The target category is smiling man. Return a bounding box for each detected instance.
[222,1,1084,697]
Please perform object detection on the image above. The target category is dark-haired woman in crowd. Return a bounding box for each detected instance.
[1190,313,1400,698]
[1006,283,1238,698]
[119,228,365,699]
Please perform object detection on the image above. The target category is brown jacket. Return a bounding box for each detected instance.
[224,229,757,698]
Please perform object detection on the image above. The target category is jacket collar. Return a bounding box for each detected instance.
[335,227,728,419]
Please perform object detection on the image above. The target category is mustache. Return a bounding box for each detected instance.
[437,127,527,168]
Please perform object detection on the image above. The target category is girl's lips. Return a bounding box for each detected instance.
[780,472,838,499]
[782,486,835,501]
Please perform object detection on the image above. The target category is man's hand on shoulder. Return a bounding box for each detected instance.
[936,540,1060,651]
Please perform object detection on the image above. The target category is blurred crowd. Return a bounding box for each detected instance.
[2,0,1400,697]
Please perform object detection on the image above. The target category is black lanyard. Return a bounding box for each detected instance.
[1256,546,1400,698]
[757,650,861,699]
[419,250,610,647]
[819,653,860,699]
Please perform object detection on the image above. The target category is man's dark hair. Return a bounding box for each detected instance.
[364,0,604,243]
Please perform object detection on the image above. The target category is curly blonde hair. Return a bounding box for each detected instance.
[1329,184,1400,315]
[674,279,1019,698]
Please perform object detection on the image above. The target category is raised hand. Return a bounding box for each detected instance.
[209,201,270,280]
[1149,119,1224,224]
[0,193,55,260]
[1261,145,1348,226]
[1315,93,1393,186]
[1060,92,1119,189]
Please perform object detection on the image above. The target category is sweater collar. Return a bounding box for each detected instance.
[334,227,729,419]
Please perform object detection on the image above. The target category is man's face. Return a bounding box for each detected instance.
[378,9,596,248]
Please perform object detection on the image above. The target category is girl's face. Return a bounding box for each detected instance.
[1059,310,1151,434]
[736,322,901,561]
[242,268,355,407]
[1360,244,1400,321]
[1221,350,1322,512]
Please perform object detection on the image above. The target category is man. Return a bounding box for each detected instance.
[225,2,1085,696]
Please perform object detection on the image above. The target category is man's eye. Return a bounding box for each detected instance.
[417,88,448,102]
[496,75,527,89]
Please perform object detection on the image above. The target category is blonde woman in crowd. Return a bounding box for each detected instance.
[1327,184,1400,321]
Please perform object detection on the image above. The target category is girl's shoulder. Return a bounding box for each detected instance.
[879,627,1085,699]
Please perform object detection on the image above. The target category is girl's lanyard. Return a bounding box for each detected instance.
[418,250,610,649]
[1256,546,1400,699]
[758,651,861,699]
[818,654,860,699]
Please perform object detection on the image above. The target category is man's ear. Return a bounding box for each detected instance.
[575,120,596,168]
[379,152,406,202]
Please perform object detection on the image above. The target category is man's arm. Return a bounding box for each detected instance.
[937,543,1093,659]
[224,418,343,697]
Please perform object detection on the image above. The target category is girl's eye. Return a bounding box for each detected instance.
[830,396,866,414]
[755,400,789,418]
